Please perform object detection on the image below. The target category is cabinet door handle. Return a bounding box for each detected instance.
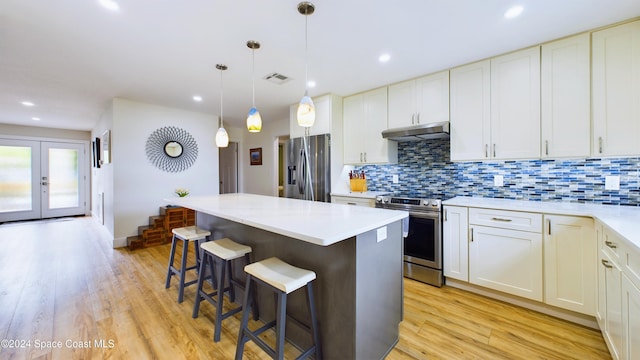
[364,152,367,162]
[416,112,420,124]
[605,241,617,249]
[470,227,474,242]
[601,259,613,269]
[444,209,448,222]
[347,202,357,206]
[599,137,603,154]
[545,140,549,156]
[360,153,363,162]
[547,219,551,235]
[485,144,488,158]
[493,144,496,157]
[491,217,513,222]
[411,113,415,125]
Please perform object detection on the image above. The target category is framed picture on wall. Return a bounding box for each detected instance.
[102,130,111,164]
[95,137,101,168]
[250,147,262,166]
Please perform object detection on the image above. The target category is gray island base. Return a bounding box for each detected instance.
[168,193,406,360]
[197,213,403,360]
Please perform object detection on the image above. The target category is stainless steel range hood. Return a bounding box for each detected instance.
[381,121,450,141]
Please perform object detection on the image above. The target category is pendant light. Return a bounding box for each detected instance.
[246,40,262,133]
[215,64,229,148]
[296,2,316,128]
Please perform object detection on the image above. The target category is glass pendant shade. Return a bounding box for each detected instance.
[246,107,262,133]
[215,126,229,147]
[297,92,316,127]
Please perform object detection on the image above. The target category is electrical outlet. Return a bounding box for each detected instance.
[494,175,504,187]
[392,175,399,184]
[605,175,620,190]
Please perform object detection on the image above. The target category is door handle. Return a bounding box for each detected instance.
[491,217,512,222]
[470,227,474,242]
[42,182,48,186]
[601,259,613,269]
[605,241,617,249]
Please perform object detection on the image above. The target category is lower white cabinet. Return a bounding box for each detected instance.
[622,275,640,360]
[469,224,543,301]
[331,195,375,207]
[443,206,468,281]
[601,248,624,360]
[544,215,596,315]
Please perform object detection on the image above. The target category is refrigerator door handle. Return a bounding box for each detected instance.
[297,147,305,195]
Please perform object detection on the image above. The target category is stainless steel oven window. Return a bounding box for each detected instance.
[403,212,442,270]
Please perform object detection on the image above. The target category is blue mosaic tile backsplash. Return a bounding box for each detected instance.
[355,139,640,206]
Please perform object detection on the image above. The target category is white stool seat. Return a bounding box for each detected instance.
[244,257,316,294]
[172,226,211,241]
[201,238,252,260]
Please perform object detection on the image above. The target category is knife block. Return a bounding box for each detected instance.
[349,179,367,192]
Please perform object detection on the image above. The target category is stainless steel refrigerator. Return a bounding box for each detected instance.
[284,133,331,202]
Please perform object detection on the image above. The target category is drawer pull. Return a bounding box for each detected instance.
[605,241,617,249]
[347,202,357,206]
[491,217,513,222]
[601,259,613,269]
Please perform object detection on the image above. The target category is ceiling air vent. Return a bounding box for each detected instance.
[263,72,292,85]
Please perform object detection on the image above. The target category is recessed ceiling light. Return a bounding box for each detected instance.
[21,101,35,107]
[307,80,316,88]
[193,95,203,102]
[504,5,523,19]
[379,53,391,63]
[99,0,120,11]
[32,117,40,121]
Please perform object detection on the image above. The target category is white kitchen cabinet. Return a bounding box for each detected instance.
[331,195,375,207]
[388,70,449,129]
[468,208,543,301]
[289,94,342,139]
[592,20,640,157]
[443,206,469,282]
[343,87,397,165]
[450,60,491,161]
[543,215,596,315]
[601,248,624,360]
[597,222,607,327]
[541,33,591,158]
[622,275,640,360]
[490,46,541,160]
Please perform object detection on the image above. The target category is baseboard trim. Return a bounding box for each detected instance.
[113,237,127,248]
[445,278,600,330]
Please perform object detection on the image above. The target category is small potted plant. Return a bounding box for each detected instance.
[175,188,189,197]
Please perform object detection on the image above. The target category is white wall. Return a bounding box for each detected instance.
[93,98,219,247]
[242,117,289,196]
[92,105,115,237]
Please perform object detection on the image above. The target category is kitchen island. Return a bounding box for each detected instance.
[166,193,408,360]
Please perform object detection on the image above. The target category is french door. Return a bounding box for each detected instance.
[0,139,87,222]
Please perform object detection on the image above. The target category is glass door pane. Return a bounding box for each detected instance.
[41,142,86,218]
[0,139,41,222]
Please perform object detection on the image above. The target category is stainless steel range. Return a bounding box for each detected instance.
[375,195,443,287]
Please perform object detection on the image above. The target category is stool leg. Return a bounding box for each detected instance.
[178,239,189,303]
[165,235,178,289]
[306,282,322,360]
[227,260,236,302]
[274,291,287,360]
[235,275,253,360]
[213,258,227,342]
[245,253,259,321]
[192,252,209,318]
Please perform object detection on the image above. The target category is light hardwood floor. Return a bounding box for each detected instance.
[0,217,611,359]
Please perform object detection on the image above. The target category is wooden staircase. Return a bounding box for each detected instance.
[127,206,196,250]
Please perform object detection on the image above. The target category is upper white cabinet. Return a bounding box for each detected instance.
[592,20,640,157]
[343,87,397,165]
[388,70,449,129]
[451,47,540,161]
[490,47,541,160]
[450,60,491,161]
[544,215,596,316]
[443,206,469,282]
[541,33,591,158]
[289,94,342,139]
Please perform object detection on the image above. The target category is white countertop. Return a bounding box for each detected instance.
[165,193,408,246]
[443,196,640,249]
[330,191,389,199]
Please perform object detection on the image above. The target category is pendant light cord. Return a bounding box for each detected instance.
[304,11,309,93]
[219,68,224,127]
[252,49,256,107]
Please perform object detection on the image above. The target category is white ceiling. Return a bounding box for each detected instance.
[2,0,639,132]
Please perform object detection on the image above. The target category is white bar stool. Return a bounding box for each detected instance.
[235,257,322,360]
[192,238,258,342]
[164,226,211,303]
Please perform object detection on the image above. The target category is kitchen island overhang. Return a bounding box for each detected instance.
[165,193,408,360]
